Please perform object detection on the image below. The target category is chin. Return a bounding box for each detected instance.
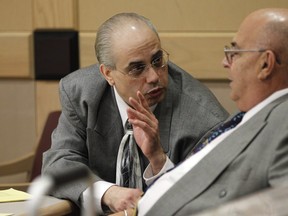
[147,100,157,107]
[146,98,160,107]
[146,93,164,106]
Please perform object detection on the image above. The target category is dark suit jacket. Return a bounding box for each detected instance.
[145,93,288,216]
[42,61,228,206]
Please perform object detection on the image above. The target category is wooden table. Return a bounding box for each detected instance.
[0,196,72,216]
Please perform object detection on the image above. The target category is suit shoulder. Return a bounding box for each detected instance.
[62,64,104,83]
[268,96,288,120]
[59,64,108,102]
[168,61,211,94]
[168,61,228,120]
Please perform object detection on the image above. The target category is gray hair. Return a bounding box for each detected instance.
[95,13,160,69]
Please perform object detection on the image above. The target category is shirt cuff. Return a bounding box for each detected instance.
[143,156,174,186]
[82,181,115,215]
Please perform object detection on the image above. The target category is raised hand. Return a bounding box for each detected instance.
[127,91,166,174]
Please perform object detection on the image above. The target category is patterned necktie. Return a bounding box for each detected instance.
[116,121,143,189]
[192,112,245,154]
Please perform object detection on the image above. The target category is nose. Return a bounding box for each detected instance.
[145,65,160,83]
[222,57,230,68]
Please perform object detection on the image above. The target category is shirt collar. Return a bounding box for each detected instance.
[113,86,157,127]
[240,88,288,125]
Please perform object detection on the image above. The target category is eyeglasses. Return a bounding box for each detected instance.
[224,46,266,65]
[224,45,281,65]
[116,49,169,79]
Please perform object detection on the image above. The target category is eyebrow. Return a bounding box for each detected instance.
[152,50,163,59]
[127,61,145,68]
[126,49,163,68]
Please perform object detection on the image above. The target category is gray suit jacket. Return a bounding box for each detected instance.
[42,61,228,206]
[145,94,288,216]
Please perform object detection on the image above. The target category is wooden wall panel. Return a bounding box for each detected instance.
[0,0,33,31]
[0,80,35,163]
[79,32,234,79]
[33,0,77,29]
[0,33,33,78]
[78,0,288,31]
[35,81,61,142]
[79,33,97,67]
[161,33,234,79]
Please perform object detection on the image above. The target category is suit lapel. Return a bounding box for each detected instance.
[94,86,123,144]
[154,75,177,153]
[147,95,288,215]
[86,86,123,182]
[155,94,173,153]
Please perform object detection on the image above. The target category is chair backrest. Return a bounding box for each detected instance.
[30,110,61,181]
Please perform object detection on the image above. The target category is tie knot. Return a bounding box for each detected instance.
[125,120,133,131]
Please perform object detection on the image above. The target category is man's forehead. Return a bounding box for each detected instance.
[232,27,254,48]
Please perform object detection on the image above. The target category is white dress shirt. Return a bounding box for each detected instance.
[138,88,288,216]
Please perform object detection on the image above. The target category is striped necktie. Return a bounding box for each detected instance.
[116,121,143,189]
[192,112,245,154]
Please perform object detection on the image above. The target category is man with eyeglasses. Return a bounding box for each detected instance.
[110,8,288,216]
[42,13,228,215]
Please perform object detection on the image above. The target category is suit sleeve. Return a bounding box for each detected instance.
[42,79,98,207]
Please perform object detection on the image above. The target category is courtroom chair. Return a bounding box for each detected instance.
[0,110,61,191]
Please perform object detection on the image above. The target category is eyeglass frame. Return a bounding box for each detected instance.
[224,45,281,65]
[115,49,169,79]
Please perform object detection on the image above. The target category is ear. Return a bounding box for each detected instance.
[99,64,115,86]
[258,50,276,80]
